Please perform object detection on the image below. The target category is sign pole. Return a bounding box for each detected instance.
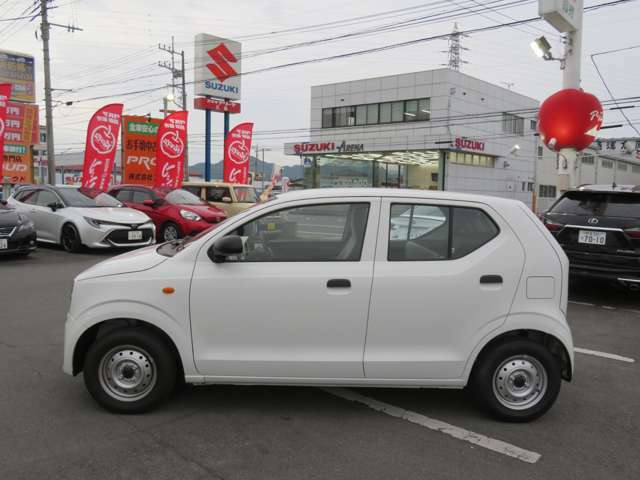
[205,109,211,181]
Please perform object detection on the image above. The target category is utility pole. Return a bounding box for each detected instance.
[159,38,189,180]
[39,0,82,185]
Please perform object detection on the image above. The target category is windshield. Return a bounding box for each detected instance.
[551,192,640,218]
[58,187,123,208]
[165,189,205,205]
[235,186,257,203]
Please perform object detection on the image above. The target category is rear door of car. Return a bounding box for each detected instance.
[364,198,525,380]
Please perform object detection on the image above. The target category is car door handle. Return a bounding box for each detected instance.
[327,279,351,288]
[480,275,503,284]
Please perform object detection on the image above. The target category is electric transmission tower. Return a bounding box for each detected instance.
[442,23,469,71]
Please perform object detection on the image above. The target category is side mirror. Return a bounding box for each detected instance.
[142,199,154,207]
[48,201,63,211]
[207,235,243,263]
[221,196,232,203]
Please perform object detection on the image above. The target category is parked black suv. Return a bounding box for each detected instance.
[542,185,640,289]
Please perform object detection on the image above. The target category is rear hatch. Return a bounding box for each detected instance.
[544,191,640,271]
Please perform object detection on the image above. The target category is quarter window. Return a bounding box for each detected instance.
[228,203,370,262]
[207,187,232,202]
[389,204,499,261]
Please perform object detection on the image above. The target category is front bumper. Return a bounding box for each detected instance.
[0,227,37,255]
[82,224,156,249]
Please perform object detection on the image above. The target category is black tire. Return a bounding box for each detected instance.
[160,221,181,242]
[470,339,561,422]
[61,223,82,253]
[83,328,177,414]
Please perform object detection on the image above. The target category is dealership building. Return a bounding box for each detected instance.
[285,68,640,210]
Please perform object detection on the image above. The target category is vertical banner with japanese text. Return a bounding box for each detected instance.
[122,116,161,185]
[82,103,123,191]
[223,122,253,184]
[154,111,188,189]
[0,83,10,178]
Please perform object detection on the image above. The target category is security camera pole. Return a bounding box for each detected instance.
[539,0,584,193]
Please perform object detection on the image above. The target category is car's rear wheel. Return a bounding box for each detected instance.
[160,222,181,242]
[83,328,177,413]
[61,223,82,253]
[471,339,561,422]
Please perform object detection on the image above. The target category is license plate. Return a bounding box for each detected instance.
[578,230,606,245]
[0,238,7,249]
[128,230,143,241]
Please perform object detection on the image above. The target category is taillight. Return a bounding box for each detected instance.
[624,227,640,239]
[544,219,563,232]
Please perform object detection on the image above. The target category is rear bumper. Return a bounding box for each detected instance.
[569,264,640,284]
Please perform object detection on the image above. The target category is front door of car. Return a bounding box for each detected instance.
[130,189,162,223]
[31,189,64,242]
[364,199,525,380]
[190,198,380,379]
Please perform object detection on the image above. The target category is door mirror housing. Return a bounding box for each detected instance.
[48,201,63,211]
[208,235,243,263]
[221,196,232,203]
[142,199,154,207]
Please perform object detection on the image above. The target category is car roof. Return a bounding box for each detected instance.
[182,181,254,188]
[574,184,640,193]
[269,187,524,208]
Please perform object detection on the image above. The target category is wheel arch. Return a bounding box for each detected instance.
[72,318,184,380]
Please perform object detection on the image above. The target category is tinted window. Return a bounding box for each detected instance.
[551,192,640,217]
[16,189,38,205]
[388,204,499,261]
[36,190,59,207]
[228,203,370,262]
[207,187,231,202]
[131,190,153,203]
[57,188,122,207]
[451,207,499,259]
[165,189,204,205]
[112,189,132,202]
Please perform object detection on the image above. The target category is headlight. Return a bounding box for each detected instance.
[83,217,121,228]
[180,209,201,221]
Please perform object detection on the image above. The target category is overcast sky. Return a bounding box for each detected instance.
[1,0,639,166]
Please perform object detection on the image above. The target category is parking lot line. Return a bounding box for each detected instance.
[323,387,541,464]
[574,347,635,363]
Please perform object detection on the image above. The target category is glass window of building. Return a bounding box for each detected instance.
[502,113,524,135]
[356,105,367,125]
[366,104,379,124]
[391,101,404,122]
[417,98,430,121]
[322,108,333,128]
[379,102,392,123]
[601,159,613,169]
[404,100,418,122]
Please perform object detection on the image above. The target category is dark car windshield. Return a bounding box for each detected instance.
[165,189,205,206]
[551,191,640,218]
[58,187,123,208]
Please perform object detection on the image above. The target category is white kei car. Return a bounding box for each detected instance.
[63,188,573,421]
[8,185,155,252]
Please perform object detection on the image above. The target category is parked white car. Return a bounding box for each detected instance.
[9,185,155,252]
[63,188,573,421]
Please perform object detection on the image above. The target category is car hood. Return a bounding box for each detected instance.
[178,204,226,221]
[72,207,151,224]
[0,207,20,226]
[76,244,167,281]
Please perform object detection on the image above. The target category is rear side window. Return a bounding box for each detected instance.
[389,204,499,261]
[112,189,132,202]
[551,192,640,217]
[15,189,38,204]
[207,187,231,202]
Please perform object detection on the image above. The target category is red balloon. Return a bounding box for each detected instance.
[537,89,603,152]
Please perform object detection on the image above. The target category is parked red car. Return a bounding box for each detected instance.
[108,185,227,242]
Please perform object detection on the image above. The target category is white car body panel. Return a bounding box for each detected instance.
[63,188,573,387]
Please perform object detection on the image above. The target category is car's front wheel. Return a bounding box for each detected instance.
[160,221,181,242]
[83,328,177,413]
[471,339,561,422]
[61,223,82,253]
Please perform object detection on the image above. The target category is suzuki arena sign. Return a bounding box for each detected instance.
[285,140,365,155]
[194,33,241,101]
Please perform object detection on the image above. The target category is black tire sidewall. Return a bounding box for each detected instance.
[61,224,81,253]
[471,339,561,422]
[161,222,181,242]
[83,328,177,414]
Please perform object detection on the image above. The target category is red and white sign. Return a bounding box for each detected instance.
[82,103,123,191]
[0,83,9,177]
[154,111,188,189]
[223,122,254,184]
[193,97,241,113]
[455,137,485,152]
[538,88,603,152]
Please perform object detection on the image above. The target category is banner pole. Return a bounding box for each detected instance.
[205,109,211,182]
[223,111,230,181]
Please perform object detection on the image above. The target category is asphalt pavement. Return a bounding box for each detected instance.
[0,246,638,479]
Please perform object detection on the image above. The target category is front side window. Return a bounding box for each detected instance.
[112,189,132,202]
[36,190,59,207]
[389,204,499,261]
[131,190,153,203]
[15,189,38,204]
[228,203,370,262]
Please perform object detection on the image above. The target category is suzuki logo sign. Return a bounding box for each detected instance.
[195,33,241,101]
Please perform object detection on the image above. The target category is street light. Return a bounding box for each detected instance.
[162,93,175,118]
[530,36,565,67]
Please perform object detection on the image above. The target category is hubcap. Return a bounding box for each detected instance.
[492,355,547,410]
[98,346,157,402]
[163,225,178,242]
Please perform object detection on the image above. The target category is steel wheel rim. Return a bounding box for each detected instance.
[62,227,75,251]
[492,355,547,410]
[98,345,157,402]
[163,225,179,242]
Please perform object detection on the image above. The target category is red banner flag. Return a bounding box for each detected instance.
[0,83,11,178]
[82,103,123,191]
[154,111,188,189]
[223,122,254,184]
